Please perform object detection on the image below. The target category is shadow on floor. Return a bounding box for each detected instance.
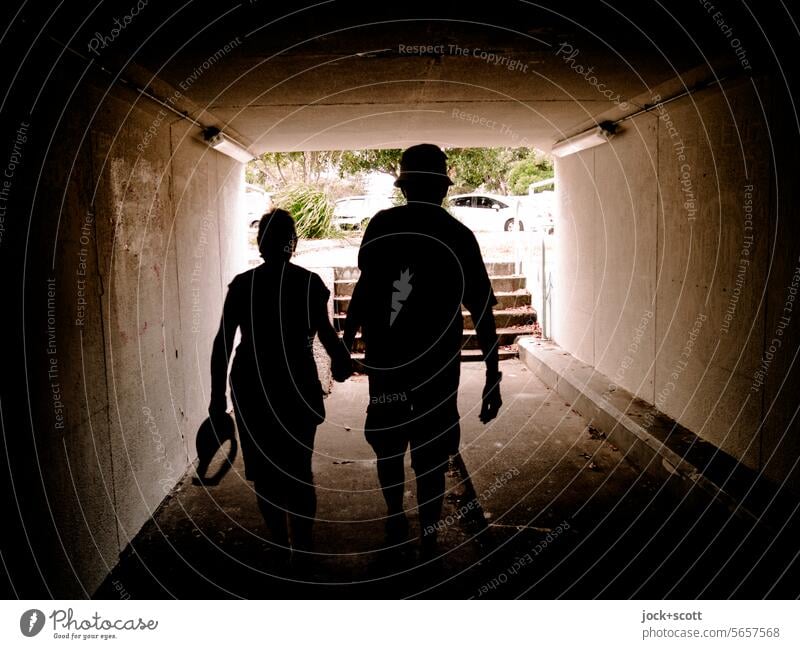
[96,362,800,599]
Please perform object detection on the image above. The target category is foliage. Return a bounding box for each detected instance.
[507,151,555,195]
[272,183,334,239]
[446,148,553,194]
[390,187,405,206]
[246,151,344,188]
[338,149,402,178]
[246,146,554,202]
[328,176,367,201]
[446,148,506,193]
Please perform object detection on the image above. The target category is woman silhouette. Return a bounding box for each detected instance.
[209,209,351,557]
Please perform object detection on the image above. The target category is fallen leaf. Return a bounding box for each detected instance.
[588,426,606,440]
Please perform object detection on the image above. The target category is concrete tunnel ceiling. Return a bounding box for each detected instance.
[55,1,765,154]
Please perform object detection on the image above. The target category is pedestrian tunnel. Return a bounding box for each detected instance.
[2,1,800,597]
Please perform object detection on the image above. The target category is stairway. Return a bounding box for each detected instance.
[332,261,538,370]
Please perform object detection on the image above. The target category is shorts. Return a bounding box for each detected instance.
[364,394,460,473]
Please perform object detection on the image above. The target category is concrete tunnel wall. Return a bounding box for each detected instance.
[552,75,800,495]
[18,72,248,597]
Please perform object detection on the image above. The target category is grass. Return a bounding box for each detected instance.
[273,183,336,239]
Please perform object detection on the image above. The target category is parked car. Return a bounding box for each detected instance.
[447,193,525,231]
[244,184,272,228]
[332,195,394,230]
[518,190,555,235]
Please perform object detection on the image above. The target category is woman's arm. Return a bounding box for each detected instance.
[318,317,350,362]
[313,278,352,382]
[209,287,239,416]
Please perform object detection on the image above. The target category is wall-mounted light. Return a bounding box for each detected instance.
[551,122,616,158]
[203,128,254,163]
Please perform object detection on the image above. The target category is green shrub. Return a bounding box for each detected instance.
[273,183,334,239]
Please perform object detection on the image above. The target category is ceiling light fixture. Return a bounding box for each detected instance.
[203,128,254,163]
[551,122,616,158]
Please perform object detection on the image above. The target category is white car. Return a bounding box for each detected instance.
[333,195,394,230]
[518,190,555,235]
[447,193,525,231]
[244,184,272,228]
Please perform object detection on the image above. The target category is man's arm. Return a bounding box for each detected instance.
[342,276,365,351]
[343,213,380,351]
[209,287,239,416]
[472,297,502,423]
[472,297,500,377]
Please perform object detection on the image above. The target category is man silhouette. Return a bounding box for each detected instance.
[344,144,502,557]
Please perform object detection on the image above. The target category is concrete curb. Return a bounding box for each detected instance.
[517,337,767,529]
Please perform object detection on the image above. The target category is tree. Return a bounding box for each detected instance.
[446,148,506,193]
[246,146,553,196]
[506,151,554,195]
[338,149,402,178]
[446,148,553,194]
[246,151,343,188]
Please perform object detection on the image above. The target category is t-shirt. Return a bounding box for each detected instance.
[354,204,496,405]
[226,261,330,395]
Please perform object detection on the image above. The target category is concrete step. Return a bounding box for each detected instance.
[462,326,534,349]
[342,326,533,353]
[333,274,526,297]
[333,266,361,281]
[516,337,799,537]
[460,347,519,362]
[333,280,357,297]
[489,274,527,292]
[462,307,536,329]
[493,290,532,309]
[333,261,517,281]
[484,261,517,276]
[331,307,536,330]
[334,290,532,315]
[350,347,518,372]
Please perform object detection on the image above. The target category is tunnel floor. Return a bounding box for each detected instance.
[95,361,800,599]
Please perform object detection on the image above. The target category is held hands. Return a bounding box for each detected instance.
[331,341,354,383]
[479,371,503,424]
